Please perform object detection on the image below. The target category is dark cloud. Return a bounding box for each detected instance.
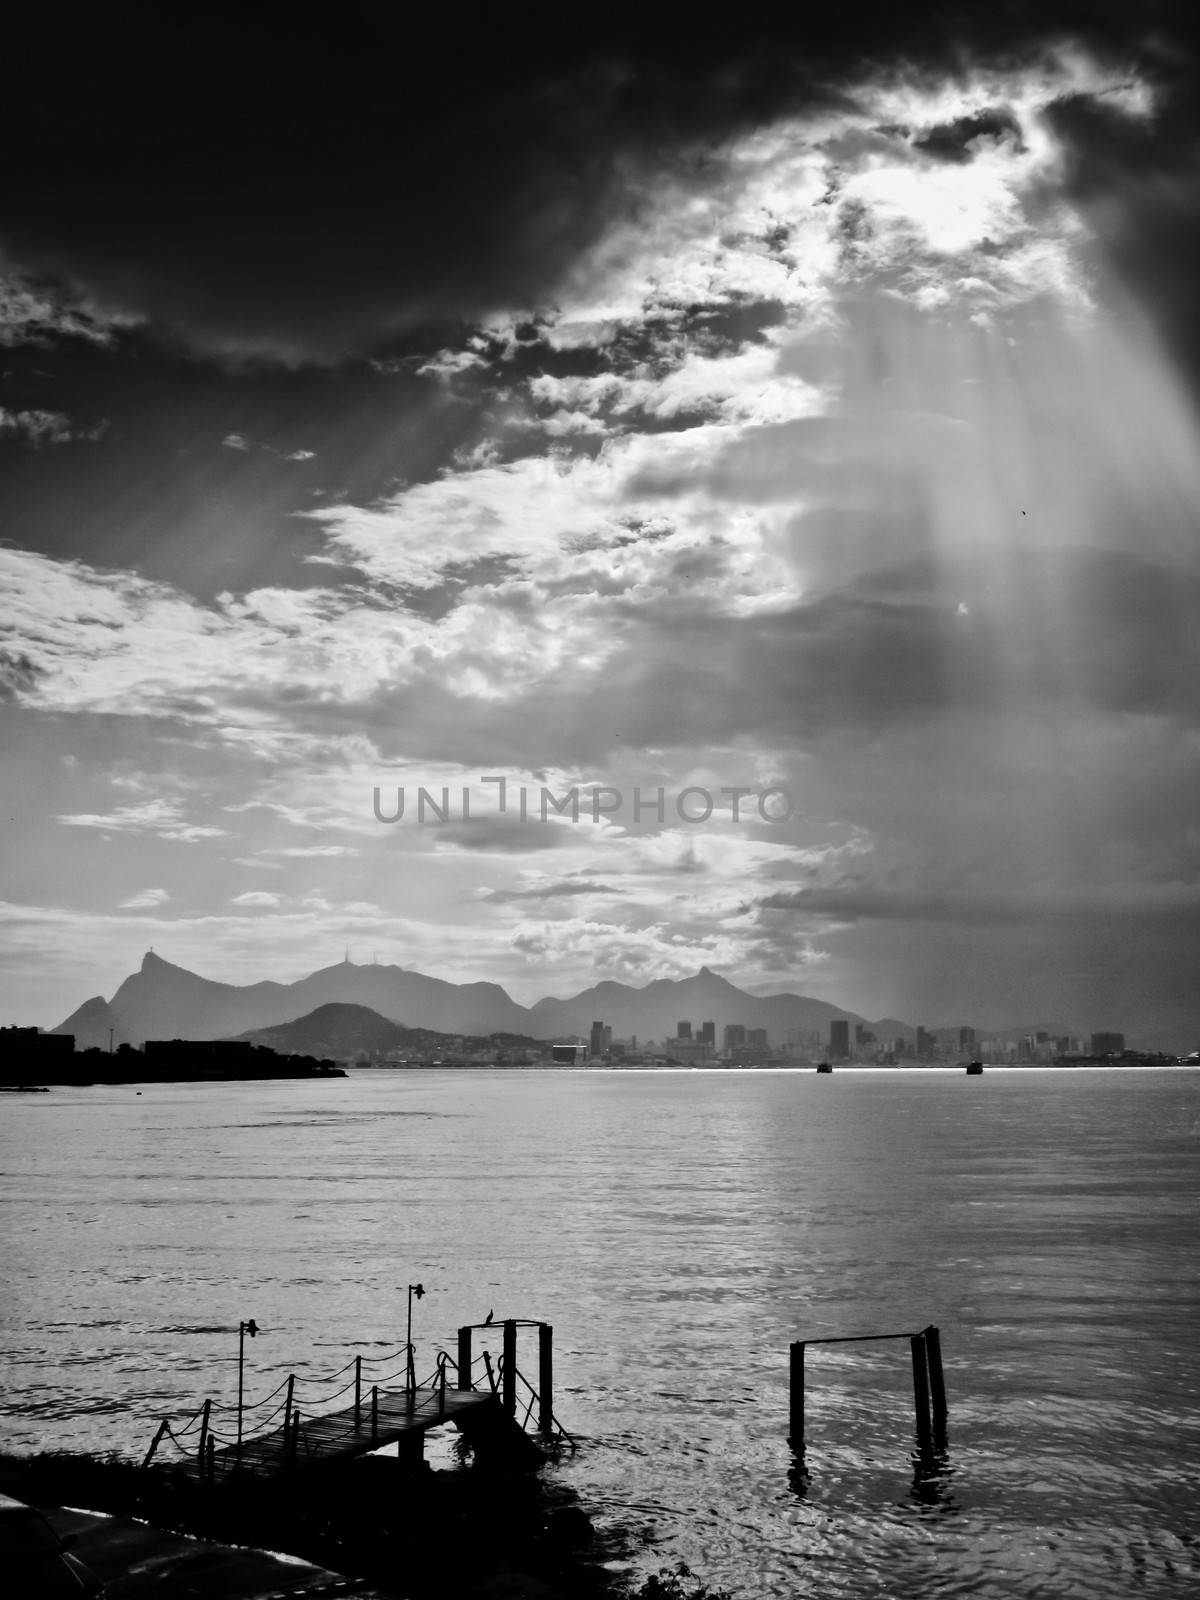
[3,4,1193,364]
[427,817,577,854]
[0,650,42,701]
[912,107,1024,162]
[755,884,1200,924]
[485,881,623,902]
[1046,79,1200,402]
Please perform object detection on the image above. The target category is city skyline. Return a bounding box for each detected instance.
[3,7,1200,1037]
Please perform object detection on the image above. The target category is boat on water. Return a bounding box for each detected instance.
[816,1061,833,1073]
[965,1060,984,1075]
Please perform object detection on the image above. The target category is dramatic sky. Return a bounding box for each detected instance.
[3,3,1199,1036]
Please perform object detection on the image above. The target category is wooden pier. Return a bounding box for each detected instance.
[143,1319,570,1484]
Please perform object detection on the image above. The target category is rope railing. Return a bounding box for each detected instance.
[142,1318,574,1466]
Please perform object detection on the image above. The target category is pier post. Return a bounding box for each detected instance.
[924,1326,947,1419]
[502,1319,517,1418]
[924,1324,948,1445]
[354,1356,362,1427]
[438,1353,447,1419]
[910,1334,933,1450]
[371,1384,379,1445]
[198,1399,211,1474]
[482,1350,498,1395]
[458,1325,472,1391]
[141,1419,168,1470]
[538,1322,554,1435]
[290,1409,300,1462]
[789,1342,805,1445]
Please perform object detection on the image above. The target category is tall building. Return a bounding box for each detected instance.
[916,1026,935,1058]
[589,1020,606,1057]
[723,1023,746,1048]
[1090,1032,1125,1055]
[959,1026,976,1052]
[747,1027,768,1049]
[700,1021,715,1045]
[677,1021,692,1040]
[830,1019,850,1058]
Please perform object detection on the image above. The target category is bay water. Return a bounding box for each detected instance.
[2,1067,1198,1597]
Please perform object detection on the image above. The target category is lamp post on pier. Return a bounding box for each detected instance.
[237,1318,259,1455]
[406,1284,424,1397]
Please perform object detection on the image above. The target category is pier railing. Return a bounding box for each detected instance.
[142,1317,573,1473]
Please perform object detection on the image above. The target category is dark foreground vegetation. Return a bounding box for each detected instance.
[0,1450,732,1600]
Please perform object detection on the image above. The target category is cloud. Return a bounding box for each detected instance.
[2,9,1187,363]
[0,648,42,700]
[54,799,228,842]
[265,845,360,858]
[0,407,105,445]
[118,888,170,910]
[485,880,624,903]
[231,891,281,908]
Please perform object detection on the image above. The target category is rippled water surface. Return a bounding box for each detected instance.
[2,1068,1198,1597]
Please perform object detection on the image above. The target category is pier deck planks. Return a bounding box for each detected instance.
[184,1385,497,1482]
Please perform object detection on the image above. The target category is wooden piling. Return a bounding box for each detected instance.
[924,1325,947,1423]
[290,1409,301,1462]
[438,1355,447,1419]
[457,1325,472,1391]
[141,1419,168,1470]
[354,1355,362,1426]
[910,1334,933,1449]
[482,1350,498,1396]
[502,1319,517,1418]
[371,1384,379,1444]
[538,1322,554,1435]
[283,1374,295,1441]
[198,1398,211,1472]
[789,1342,805,1445]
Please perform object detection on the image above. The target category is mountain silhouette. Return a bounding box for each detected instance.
[51,951,878,1047]
[234,1003,543,1061]
[51,995,133,1051]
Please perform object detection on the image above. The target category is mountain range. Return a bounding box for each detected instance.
[234,1003,543,1060]
[53,949,1190,1053]
[53,951,891,1050]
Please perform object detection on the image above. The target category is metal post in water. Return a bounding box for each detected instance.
[438,1354,447,1419]
[458,1325,472,1391]
[502,1319,517,1419]
[789,1342,805,1445]
[910,1334,933,1449]
[538,1322,554,1435]
[371,1384,379,1445]
[924,1325,948,1426]
[283,1374,295,1445]
[354,1356,362,1427]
